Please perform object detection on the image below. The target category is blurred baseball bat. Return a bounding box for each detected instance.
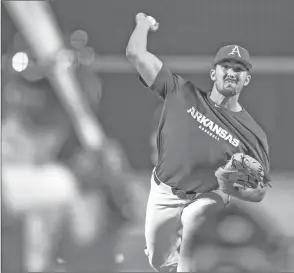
[4,1,104,151]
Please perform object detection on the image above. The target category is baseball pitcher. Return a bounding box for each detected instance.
[126,13,271,272]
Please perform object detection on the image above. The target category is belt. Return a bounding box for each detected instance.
[153,170,199,200]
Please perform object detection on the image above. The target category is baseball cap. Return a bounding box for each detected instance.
[213,45,252,70]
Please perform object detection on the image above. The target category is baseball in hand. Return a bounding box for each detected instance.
[135,13,159,32]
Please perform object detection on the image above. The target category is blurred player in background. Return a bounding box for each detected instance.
[126,13,271,272]
[2,30,134,272]
[2,79,79,272]
[2,38,79,271]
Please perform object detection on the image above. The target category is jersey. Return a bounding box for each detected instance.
[140,65,270,193]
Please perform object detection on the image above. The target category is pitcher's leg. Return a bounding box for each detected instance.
[177,193,225,272]
[145,177,184,271]
[145,205,181,271]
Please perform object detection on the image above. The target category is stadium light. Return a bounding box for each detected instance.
[12,52,29,72]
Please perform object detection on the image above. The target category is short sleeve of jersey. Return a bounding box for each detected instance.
[139,65,182,100]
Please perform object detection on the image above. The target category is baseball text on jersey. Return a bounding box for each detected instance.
[187,106,240,147]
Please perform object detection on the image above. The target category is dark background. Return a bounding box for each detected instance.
[3,0,293,56]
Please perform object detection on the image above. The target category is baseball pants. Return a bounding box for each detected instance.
[144,171,230,272]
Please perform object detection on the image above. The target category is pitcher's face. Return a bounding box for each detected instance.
[210,60,251,97]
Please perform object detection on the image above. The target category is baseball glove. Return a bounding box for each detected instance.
[215,153,271,190]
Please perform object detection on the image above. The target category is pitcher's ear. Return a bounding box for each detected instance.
[244,74,252,86]
[210,68,216,81]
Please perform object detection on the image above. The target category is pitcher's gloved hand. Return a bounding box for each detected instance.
[215,153,271,192]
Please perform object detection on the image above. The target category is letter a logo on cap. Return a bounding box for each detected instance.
[228,45,241,57]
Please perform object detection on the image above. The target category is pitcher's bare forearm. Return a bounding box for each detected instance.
[126,13,162,87]
[126,20,150,55]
